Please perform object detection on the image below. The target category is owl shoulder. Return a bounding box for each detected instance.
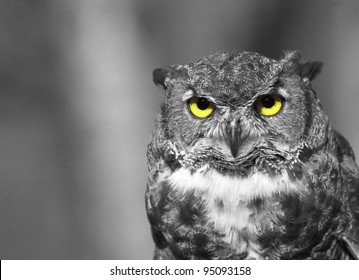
[335,130,356,160]
[334,130,359,259]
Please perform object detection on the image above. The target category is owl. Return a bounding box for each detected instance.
[146,50,359,259]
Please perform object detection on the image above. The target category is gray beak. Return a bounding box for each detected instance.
[225,118,241,158]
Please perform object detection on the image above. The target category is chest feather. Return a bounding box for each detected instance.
[166,167,302,258]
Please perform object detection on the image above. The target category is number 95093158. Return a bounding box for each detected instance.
[203,266,251,276]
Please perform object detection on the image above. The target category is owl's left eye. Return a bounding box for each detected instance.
[255,94,283,117]
[188,97,214,118]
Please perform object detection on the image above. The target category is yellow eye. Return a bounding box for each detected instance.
[188,97,214,118]
[255,95,283,116]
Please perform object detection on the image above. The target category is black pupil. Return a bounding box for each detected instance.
[197,98,210,110]
[261,95,275,108]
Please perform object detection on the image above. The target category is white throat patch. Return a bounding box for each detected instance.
[168,166,301,201]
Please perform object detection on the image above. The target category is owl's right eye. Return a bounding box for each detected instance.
[188,97,214,118]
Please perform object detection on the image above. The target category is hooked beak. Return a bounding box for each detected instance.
[225,118,241,158]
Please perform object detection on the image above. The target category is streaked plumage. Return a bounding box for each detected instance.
[146,51,359,259]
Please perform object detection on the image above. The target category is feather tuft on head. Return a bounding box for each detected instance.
[281,50,323,81]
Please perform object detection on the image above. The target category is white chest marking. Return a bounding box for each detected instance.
[167,167,302,258]
[168,167,301,201]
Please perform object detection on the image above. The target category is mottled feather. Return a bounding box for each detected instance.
[146,50,359,259]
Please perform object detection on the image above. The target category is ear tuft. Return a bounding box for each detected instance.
[281,50,323,81]
[152,67,173,89]
[296,61,323,81]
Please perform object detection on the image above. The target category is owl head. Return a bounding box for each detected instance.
[152,51,329,173]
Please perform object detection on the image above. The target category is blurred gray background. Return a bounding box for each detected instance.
[0,0,358,259]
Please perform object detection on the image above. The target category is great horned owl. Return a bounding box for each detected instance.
[146,50,359,259]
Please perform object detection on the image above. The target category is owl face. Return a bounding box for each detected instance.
[153,51,327,171]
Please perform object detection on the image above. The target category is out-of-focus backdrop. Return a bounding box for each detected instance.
[0,0,358,259]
